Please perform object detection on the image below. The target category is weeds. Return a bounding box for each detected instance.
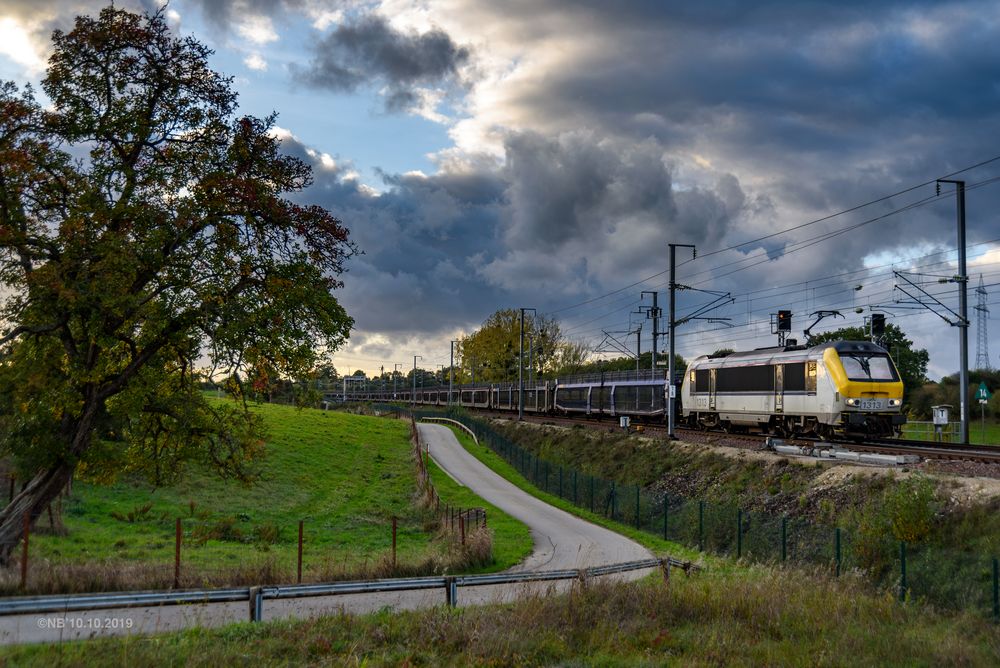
[109,502,153,523]
[6,565,998,666]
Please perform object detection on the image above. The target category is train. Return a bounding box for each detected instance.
[348,340,906,438]
[682,340,906,439]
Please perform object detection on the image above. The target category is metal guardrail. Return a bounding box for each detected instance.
[0,557,695,622]
[421,416,479,444]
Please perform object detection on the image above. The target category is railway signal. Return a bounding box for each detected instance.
[871,313,886,336]
[772,310,792,345]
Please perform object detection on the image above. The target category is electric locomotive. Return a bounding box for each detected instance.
[680,340,905,438]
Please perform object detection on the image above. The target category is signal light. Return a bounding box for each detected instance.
[777,310,791,331]
[871,313,885,336]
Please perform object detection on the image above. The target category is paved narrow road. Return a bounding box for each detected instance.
[419,422,652,570]
[0,421,653,645]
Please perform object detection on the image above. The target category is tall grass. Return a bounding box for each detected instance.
[6,564,998,666]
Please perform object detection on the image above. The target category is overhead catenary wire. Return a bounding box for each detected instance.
[545,154,1000,317]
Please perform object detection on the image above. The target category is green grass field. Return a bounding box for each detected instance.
[6,404,531,592]
[4,414,999,665]
[6,551,999,666]
[902,418,1000,445]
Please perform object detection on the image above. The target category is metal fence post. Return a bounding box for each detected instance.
[899,541,908,602]
[736,509,743,559]
[249,586,264,622]
[781,516,787,562]
[558,467,563,498]
[573,470,578,506]
[610,481,617,520]
[635,486,641,529]
[993,558,999,623]
[590,476,595,513]
[663,496,669,540]
[835,527,841,577]
[460,515,465,545]
[698,501,704,552]
[445,576,457,607]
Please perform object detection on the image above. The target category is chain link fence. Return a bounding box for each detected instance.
[382,404,1000,620]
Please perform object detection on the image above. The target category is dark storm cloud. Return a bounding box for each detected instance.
[275,132,509,334]
[276,126,754,335]
[189,0,307,27]
[292,14,470,112]
[1,0,159,53]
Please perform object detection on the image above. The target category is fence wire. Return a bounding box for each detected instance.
[381,404,1000,620]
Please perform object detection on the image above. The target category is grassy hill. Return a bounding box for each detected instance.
[3,403,531,593]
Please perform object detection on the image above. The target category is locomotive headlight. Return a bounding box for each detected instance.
[888,399,901,407]
[846,398,859,406]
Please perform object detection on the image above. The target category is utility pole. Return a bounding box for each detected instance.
[412,355,422,407]
[641,291,660,371]
[668,244,696,439]
[393,363,402,399]
[635,323,642,372]
[937,179,970,444]
[449,340,457,405]
[528,334,534,386]
[519,307,535,420]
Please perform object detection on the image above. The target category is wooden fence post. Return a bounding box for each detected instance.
[174,517,182,589]
[20,512,29,590]
[392,516,398,570]
[297,520,304,584]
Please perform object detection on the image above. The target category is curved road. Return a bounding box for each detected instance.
[419,422,651,570]
[0,422,653,644]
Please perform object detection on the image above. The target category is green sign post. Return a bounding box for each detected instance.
[977,382,993,444]
[977,381,992,403]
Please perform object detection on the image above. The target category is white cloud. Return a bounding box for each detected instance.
[244,53,268,71]
[406,87,450,124]
[305,147,337,170]
[308,9,344,31]
[0,17,46,74]
[236,15,278,45]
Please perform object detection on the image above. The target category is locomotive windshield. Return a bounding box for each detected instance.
[840,353,898,381]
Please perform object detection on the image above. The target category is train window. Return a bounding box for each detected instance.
[841,354,899,381]
[694,369,711,393]
[716,365,774,392]
[784,363,806,392]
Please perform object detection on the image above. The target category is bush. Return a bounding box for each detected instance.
[884,475,937,544]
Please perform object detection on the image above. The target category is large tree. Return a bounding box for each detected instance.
[458,309,570,383]
[0,8,355,562]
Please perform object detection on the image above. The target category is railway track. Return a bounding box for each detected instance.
[471,409,1000,464]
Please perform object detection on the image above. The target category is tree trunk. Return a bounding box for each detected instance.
[0,462,75,566]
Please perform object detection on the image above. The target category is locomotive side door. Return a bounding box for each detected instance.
[709,368,717,410]
[774,364,784,413]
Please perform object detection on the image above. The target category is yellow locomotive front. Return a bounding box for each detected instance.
[821,342,906,437]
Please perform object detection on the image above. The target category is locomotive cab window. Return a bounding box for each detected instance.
[840,354,898,382]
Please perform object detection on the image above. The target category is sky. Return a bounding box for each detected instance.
[2,0,999,380]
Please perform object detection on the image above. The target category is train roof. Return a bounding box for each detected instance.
[694,340,889,365]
